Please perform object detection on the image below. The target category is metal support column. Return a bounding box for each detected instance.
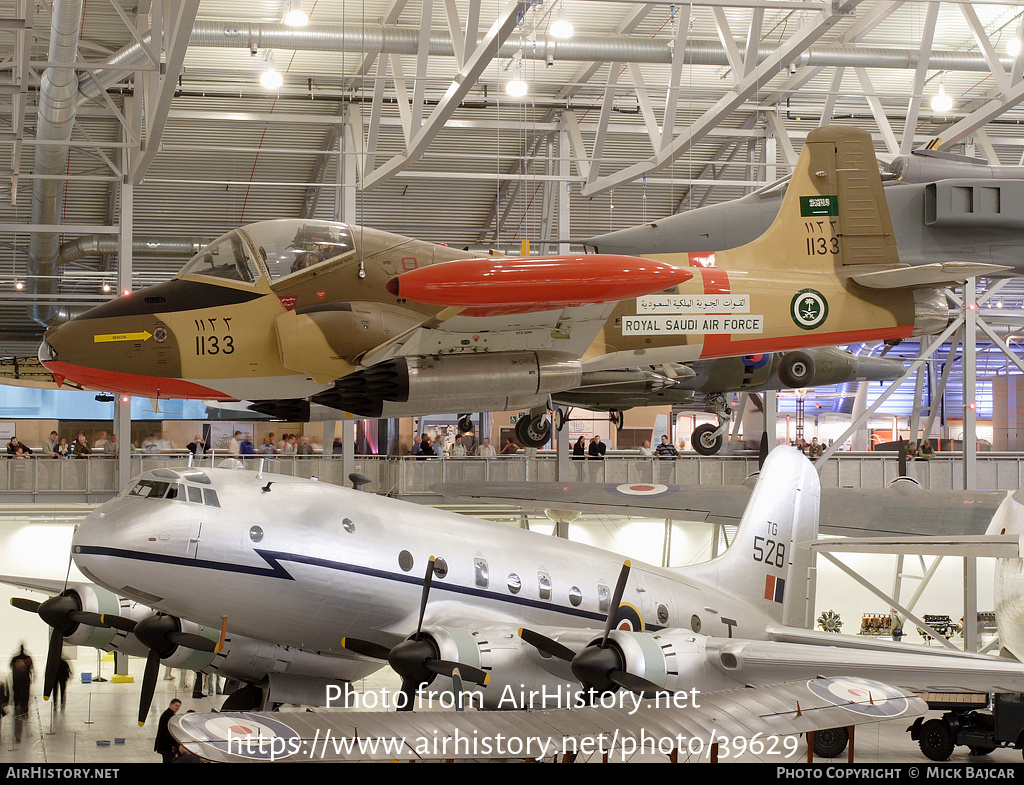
[963,280,977,489]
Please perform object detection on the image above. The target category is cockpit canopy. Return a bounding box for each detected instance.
[178,219,355,285]
[125,468,220,507]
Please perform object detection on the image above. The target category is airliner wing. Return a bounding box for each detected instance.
[169,676,925,762]
[434,481,1007,537]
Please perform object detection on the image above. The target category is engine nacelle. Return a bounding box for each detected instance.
[586,629,736,696]
[316,352,582,418]
[411,625,592,710]
[53,582,149,655]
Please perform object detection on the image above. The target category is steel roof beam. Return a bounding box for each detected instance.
[360,0,530,191]
[582,0,866,197]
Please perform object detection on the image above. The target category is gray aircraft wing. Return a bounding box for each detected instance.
[435,481,1007,537]
[169,676,926,762]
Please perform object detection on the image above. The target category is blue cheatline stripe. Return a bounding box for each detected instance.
[73,545,655,627]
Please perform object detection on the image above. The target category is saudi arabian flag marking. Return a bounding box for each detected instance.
[800,195,838,216]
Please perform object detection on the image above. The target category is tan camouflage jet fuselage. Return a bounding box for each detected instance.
[39,127,954,417]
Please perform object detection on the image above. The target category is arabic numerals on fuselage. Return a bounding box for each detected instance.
[193,316,235,356]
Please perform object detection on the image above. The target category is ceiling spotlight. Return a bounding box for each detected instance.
[283,1,308,26]
[506,74,528,97]
[14,280,23,290]
[930,83,953,113]
[506,49,527,98]
[102,281,111,293]
[261,64,284,90]
[550,2,573,39]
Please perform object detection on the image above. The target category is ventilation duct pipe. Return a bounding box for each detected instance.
[27,0,84,327]
[56,236,209,267]
[78,22,1024,101]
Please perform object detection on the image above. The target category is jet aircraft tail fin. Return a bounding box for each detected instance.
[726,125,900,277]
[682,446,819,627]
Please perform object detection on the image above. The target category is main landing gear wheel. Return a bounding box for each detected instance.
[457,415,474,433]
[515,414,552,448]
[692,423,723,456]
[609,410,624,431]
[918,718,954,762]
[779,351,815,389]
[812,727,849,758]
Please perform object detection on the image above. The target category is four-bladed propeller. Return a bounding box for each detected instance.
[10,592,135,701]
[11,594,216,725]
[520,560,668,700]
[343,555,490,710]
[131,613,217,725]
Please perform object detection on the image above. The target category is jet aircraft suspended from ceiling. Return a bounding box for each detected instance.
[15,126,1002,446]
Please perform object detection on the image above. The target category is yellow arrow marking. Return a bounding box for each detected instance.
[93,331,152,343]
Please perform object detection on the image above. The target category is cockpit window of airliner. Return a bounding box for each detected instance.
[127,479,171,498]
[180,232,259,284]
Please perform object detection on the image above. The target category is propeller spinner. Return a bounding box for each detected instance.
[342,555,490,710]
[10,592,134,701]
[520,561,667,700]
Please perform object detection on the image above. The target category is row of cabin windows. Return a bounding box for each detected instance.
[400,550,609,611]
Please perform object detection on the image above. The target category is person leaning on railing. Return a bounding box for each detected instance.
[5,436,32,458]
[655,434,680,459]
[54,437,72,459]
[72,433,92,458]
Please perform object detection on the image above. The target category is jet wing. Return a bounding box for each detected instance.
[357,302,614,370]
[169,676,926,762]
[358,253,693,369]
[435,481,1007,537]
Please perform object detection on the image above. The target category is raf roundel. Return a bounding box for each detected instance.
[183,712,302,760]
[613,483,670,497]
[806,676,911,718]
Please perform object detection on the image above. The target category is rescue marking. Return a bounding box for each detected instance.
[93,331,152,343]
